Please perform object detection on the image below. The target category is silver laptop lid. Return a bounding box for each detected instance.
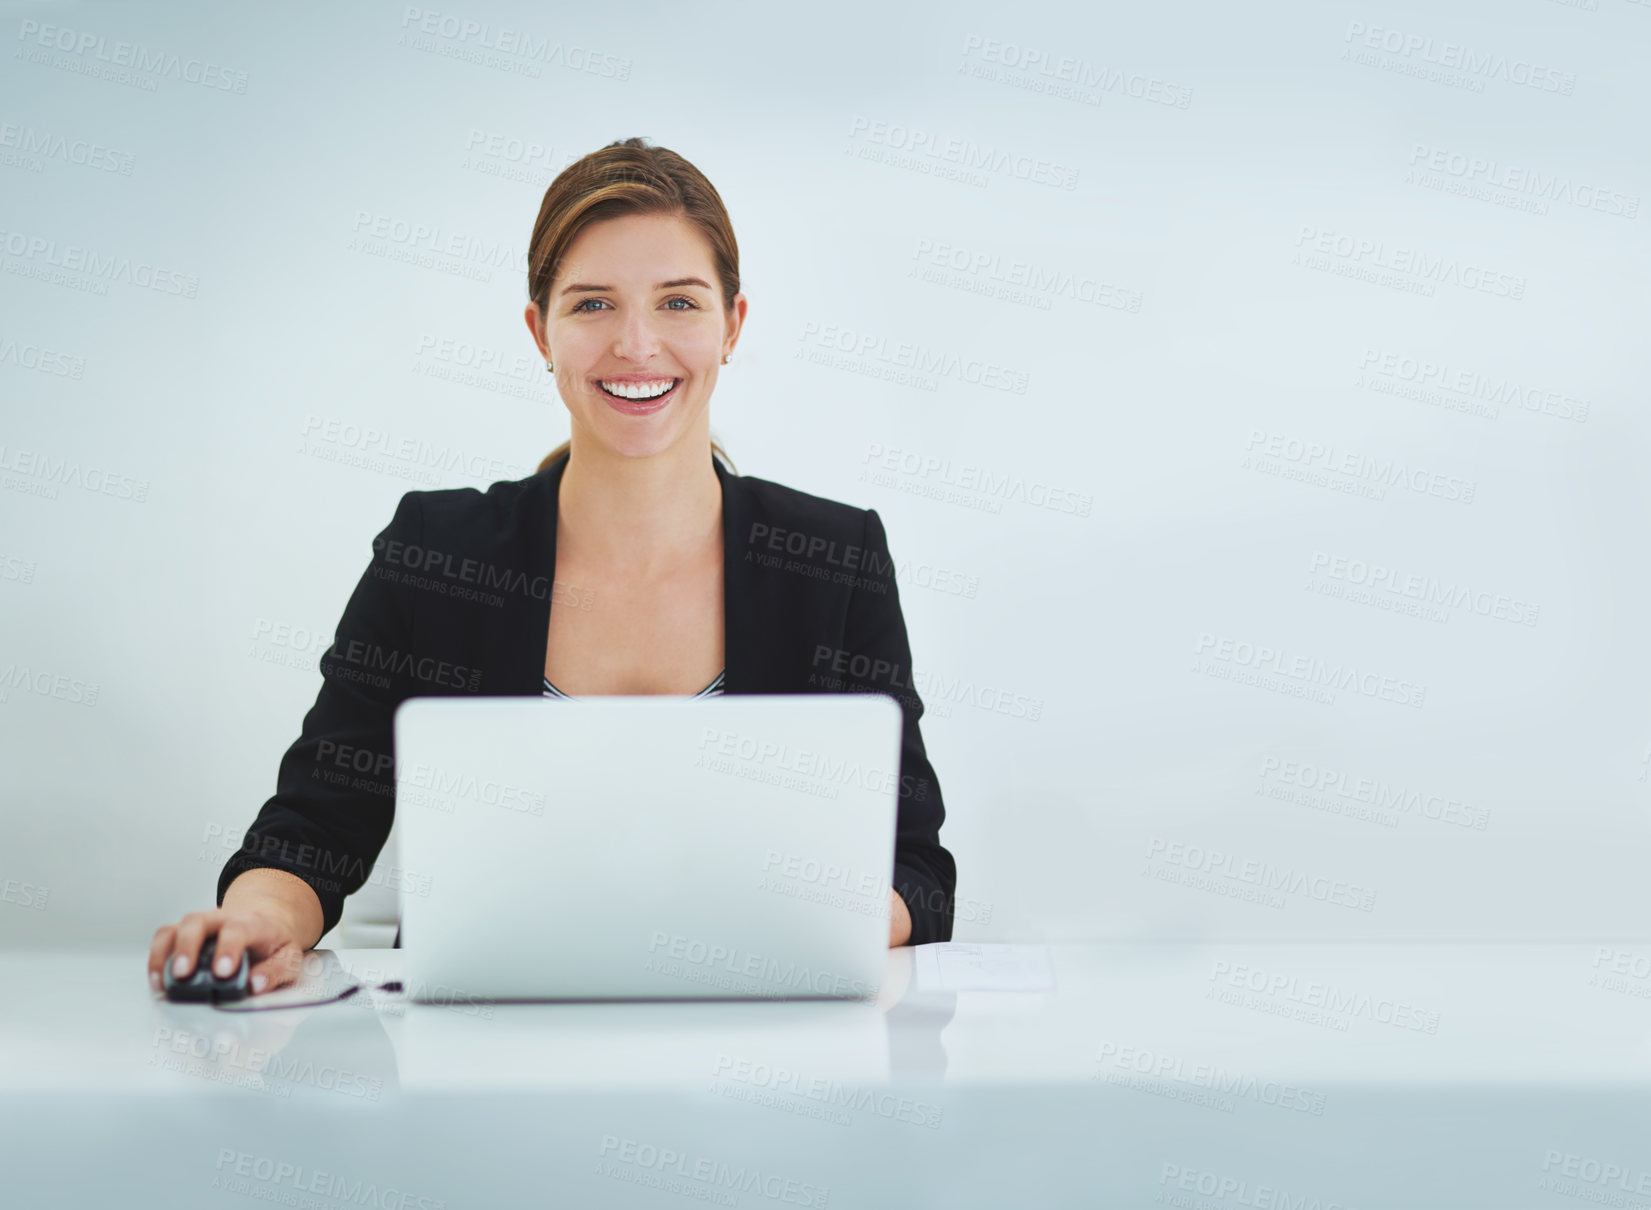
[393,693,905,1001]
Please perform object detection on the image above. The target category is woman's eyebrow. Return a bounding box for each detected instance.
[559,276,712,296]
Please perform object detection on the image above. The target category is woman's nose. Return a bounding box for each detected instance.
[611,316,662,359]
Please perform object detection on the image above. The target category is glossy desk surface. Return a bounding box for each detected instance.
[4,940,1648,1208]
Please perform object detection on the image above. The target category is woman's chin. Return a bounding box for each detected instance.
[582,419,688,462]
[578,400,706,461]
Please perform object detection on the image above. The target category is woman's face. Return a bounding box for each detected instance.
[533,212,743,463]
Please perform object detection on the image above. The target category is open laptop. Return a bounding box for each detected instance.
[391,692,905,1002]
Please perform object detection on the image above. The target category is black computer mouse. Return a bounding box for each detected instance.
[163,934,251,1002]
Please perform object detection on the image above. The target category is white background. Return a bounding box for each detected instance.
[2,0,1648,947]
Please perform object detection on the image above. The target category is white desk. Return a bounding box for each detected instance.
[3,941,1648,1208]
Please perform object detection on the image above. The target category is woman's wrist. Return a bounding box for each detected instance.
[223,868,324,951]
[889,888,913,947]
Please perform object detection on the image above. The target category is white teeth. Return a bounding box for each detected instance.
[601,379,676,400]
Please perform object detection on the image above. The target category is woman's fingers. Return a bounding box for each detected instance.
[245,942,304,996]
[146,924,177,990]
[166,910,224,980]
[148,906,309,996]
[213,912,287,988]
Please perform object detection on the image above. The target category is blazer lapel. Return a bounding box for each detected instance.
[717,454,761,695]
[477,454,565,698]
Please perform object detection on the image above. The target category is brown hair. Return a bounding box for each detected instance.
[527,136,738,475]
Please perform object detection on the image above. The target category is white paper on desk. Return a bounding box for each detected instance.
[913,943,1055,992]
[241,950,365,1009]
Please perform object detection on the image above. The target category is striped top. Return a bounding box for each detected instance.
[543,668,726,700]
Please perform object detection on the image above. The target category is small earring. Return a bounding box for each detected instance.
[545,359,553,373]
[722,353,730,364]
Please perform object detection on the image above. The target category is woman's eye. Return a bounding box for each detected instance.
[571,297,699,314]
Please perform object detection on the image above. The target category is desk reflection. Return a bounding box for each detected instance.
[377,947,955,1089]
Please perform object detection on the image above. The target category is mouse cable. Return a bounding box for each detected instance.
[210,980,404,1012]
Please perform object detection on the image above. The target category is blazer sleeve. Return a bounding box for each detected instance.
[216,491,422,939]
[843,507,958,945]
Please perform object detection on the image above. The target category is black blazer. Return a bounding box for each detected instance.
[217,451,958,945]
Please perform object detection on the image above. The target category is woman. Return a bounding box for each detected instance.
[148,137,957,997]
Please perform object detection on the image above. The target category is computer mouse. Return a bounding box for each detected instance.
[163,934,251,1002]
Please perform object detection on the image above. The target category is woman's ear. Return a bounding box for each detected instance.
[722,292,749,359]
[523,302,548,361]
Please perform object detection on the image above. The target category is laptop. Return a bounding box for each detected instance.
[391,692,905,1002]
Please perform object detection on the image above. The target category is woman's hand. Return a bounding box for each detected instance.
[889,888,913,947]
[148,906,306,997]
[148,870,324,996]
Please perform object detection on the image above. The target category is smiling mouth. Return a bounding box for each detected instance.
[598,378,681,403]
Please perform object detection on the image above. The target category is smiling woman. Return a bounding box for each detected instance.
[152,137,957,1000]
